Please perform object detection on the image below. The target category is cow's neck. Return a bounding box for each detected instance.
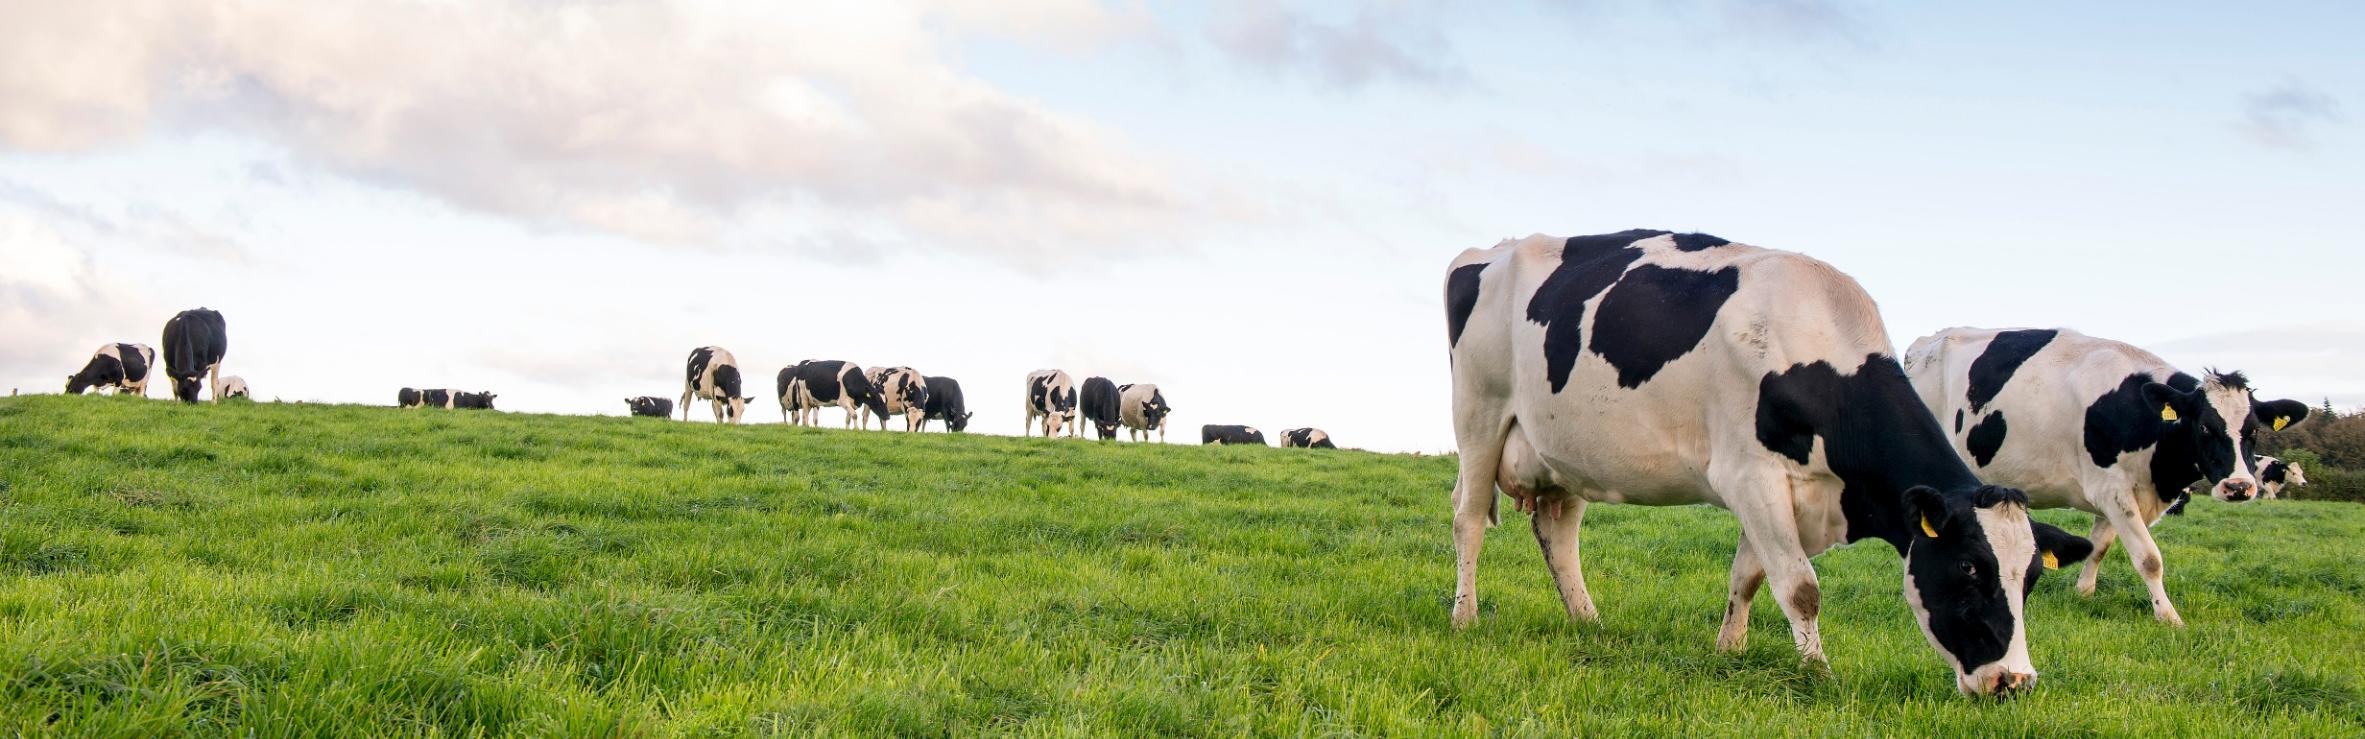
[2146,426,2204,504]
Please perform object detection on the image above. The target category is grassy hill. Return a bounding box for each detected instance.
[1,395,2361,736]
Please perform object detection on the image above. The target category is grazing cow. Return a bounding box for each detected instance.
[1448,230,2090,696]
[1202,424,1266,446]
[779,360,887,428]
[1079,377,1123,440]
[1903,328,2310,626]
[1119,383,1172,442]
[861,366,931,431]
[921,376,973,432]
[1280,427,1335,449]
[398,387,424,408]
[160,308,228,403]
[2256,456,2307,499]
[66,343,157,397]
[220,376,249,399]
[1024,370,1078,437]
[681,346,748,424]
[625,396,674,418]
[454,391,497,410]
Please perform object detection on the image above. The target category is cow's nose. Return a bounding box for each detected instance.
[2223,480,2254,500]
[1995,671,2035,696]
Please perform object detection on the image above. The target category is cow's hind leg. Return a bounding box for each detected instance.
[2093,485,2182,626]
[1710,460,1825,667]
[1530,495,1597,622]
[1717,534,1766,652]
[2077,517,2117,596]
[1448,414,1512,630]
[680,388,694,421]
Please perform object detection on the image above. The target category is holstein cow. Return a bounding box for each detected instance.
[1280,427,1335,449]
[399,388,425,408]
[160,308,228,403]
[1119,383,1172,442]
[921,376,973,432]
[1447,230,2089,697]
[681,346,749,424]
[1202,424,1265,446]
[454,391,497,410]
[1024,370,1078,438]
[1079,376,1123,440]
[780,360,887,428]
[861,366,930,431]
[66,343,157,397]
[2256,456,2307,499]
[625,396,674,418]
[1903,328,2309,625]
[221,376,249,399]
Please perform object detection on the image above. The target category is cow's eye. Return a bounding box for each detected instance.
[1957,562,1977,578]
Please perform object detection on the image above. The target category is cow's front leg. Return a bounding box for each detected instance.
[1716,465,1824,667]
[2077,517,2118,596]
[1718,533,1766,652]
[1531,496,1597,622]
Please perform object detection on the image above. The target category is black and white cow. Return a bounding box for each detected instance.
[1079,376,1123,440]
[220,376,248,399]
[681,346,748,424]
[625,396,674,418]
[160,308,228,404]
[1448,230,2090,697]
[1280,427,1334,449]
[921,376,973,432]
[454,391,497,410]
[2256,455,2307,499]
[861,366,930,431]
[66,343,157,397]
[1119,383,1171,442]
[1024,370,1078,438]
[1201,424,1265,446]
[780,360,887,428]
[399,387,424,408]
[1903,328,2310,626]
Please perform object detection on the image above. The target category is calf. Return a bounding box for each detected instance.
[220,376,249,399]
[160,308,228,403]
[861,366,931,431]
[625,396,674,418]
[1280,427,1335,449]
[921,376,973,432]
[1449,230,2088,696]
[780,360,887,428]
[681,346,748,424]
[2255,455,2308,500]
[1201,424,1266,446]
[66,343,157,397]
[1079,376,1122,439]
[1119,383,1171,442]
[1904,328,2309,625]
[1024,370,1078,437]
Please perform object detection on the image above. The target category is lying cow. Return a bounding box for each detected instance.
[861,366,930,431]
[2255,455,2308,500]
[1448,230,2088,696]
[1280,427,1335,449]
[625,396,674,418]
[160,308,228,403]
[681,346,749,424]
[220,376,249,399]
[1119,383,1171,442]
[1079,376,1122,440]
[1904,328,2308,626]
[1025,370,1078,438]
[780,360,887,428]
[1202,424,1265,446]
[922,376,973,432]
[66,343,157,397]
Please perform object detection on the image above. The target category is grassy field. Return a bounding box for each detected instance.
[1,395,2361,736]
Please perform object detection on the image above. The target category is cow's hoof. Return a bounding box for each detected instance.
[2156,610,2185,628]
[2075,580,2097,597]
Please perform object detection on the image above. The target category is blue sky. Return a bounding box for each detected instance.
[2,1,2356,451]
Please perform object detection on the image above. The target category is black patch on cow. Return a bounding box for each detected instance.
[1587,265,1739,388]
[422,389,452,408]
[797,361,847,403]
[1525,230,1662,393]
[114,343,150,384]
[1954,408,1964,433]
[2258,459,2289,486]
[1080,377,1122,439]
[1966,412,2008,467]
[1965,329,2055,413]
[685,347,715,388]
[455,392,497,410]
[1668,232,1731,252]
[67,351,126,394]
[160,308,227,403]
[399,388,422,407]
[1445,263,1487,350]
[1202,425,1265,446]
[923,376,969,432]
[841,366,888,419]
[1753,354,1985,554]
[2082,373,2169,470]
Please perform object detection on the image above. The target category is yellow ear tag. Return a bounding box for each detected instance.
[2042,551,2060,570]
[1920,516,1939,538]
[2273,416,2289,431]
[2160,406,2178,422]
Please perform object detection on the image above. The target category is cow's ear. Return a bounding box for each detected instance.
[2140,382,2190,422]
[1903,486,1950,539]
[2254,398,2309,432]
[2029,521,2092,569]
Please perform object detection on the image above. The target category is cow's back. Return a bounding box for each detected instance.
[1904,327,2183,510]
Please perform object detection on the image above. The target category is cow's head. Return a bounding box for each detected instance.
[1142,400,1171,430]
[66,374,91,394]
[2142,371,2308,502]
[1902,485,2093,697]
[1094,418,1120,439]
[729,396,751,421]
[948,411,974,432]
[171,375,204,403]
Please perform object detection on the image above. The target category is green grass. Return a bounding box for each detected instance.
[1,395,2362,736]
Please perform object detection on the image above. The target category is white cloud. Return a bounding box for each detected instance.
[2236,79,2343,151]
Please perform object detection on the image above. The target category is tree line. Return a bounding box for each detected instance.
[2256,399,2365,503]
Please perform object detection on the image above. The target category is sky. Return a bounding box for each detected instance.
[2,1,2358,453]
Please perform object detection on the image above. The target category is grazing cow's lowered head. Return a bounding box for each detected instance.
[1902,486,2094,696]
[2141,371,2308,502]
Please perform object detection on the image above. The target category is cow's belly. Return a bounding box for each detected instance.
[1502,399,1719,508]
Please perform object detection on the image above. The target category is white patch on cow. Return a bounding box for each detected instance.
[1969,503,2037,695]
[2198,377,2259,501]
[221,376,248,398]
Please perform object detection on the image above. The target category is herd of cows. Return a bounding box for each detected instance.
[1444,229,2315,696]
[49,228,2328,698]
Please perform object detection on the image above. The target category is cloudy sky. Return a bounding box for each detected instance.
[2,1,2357,452]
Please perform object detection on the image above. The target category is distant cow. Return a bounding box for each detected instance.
[160,308,228,403]
[862,366,931,431]
[220,376,249,399]
[780,360,886,428]
[625,396,674,418]
[921,376,972,432]
[398,387,424,408]
[1202,424,1265,446]
[66,343,156,397]
[1904,327,2309,625]
[1079,377,1122,440]
[2256,455,2308,499]
[408,389,458,408]
[454,391,497,410]
[1119,383,1171,442]
[1280,427,1334,449]
[1025,370,1078,438]
[681,346,748,424]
